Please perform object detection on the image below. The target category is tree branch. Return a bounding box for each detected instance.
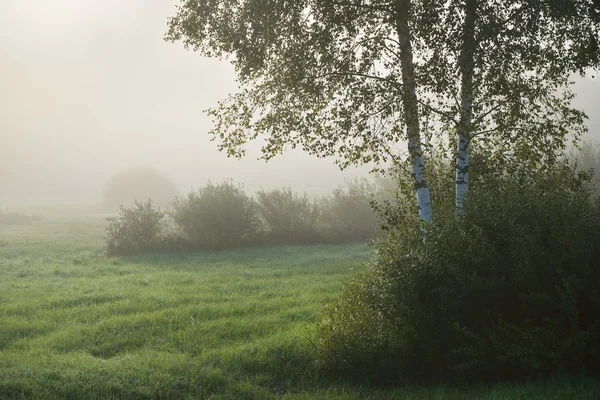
[417,99,458,124]
[473,102,505,125]
[305,71,400,86]
[328,1,395,14]
[468,123,546,142]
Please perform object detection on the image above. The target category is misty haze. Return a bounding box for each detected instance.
[1,1,599,399]
[1,0,374,206]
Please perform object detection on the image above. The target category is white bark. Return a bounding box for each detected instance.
[455,133,469,216]
[456,0,477,218]
[396,0,433,224]
[410,137,434,224]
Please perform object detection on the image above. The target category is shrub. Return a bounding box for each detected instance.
[313,162,600,384]
[0,208,41,225]
[105,200,165,256]
[318,179,379,243]
[256,188,321,245]
[102,168,179,211]
[169,180,259,250]
[569,141,600,196]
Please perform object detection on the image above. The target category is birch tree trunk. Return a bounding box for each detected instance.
[456,0,477,217]
[396,0,433,224]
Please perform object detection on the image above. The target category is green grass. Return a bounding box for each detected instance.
[1,216,598,399]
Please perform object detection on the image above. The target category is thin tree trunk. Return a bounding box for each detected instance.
[456,0,477,217]
[395,0,433,225]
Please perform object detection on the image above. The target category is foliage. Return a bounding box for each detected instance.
[169,180,259,250]
[570,140,600,196]
[167,0,598,220]
[165,0,596,165]
[105,200,165,256]
[372,147,458,231]
[256,187,321,245]
[319,179,380,243]
[314,162,600,384]
[103,179,383,255]
[102,168,179,211]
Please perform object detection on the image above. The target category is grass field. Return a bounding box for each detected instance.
[1,216,599,399]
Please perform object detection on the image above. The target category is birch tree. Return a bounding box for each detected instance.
[166,0,599,221]
[444,0,600,215]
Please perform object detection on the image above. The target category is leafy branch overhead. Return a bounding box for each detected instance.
[167,0,599,222]
[167,0,598,165]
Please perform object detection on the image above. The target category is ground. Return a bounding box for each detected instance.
[0,214,598,399]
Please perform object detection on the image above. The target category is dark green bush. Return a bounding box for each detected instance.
[105,200,165,256]
[169,180,259,250]
[256,188,321,245]
[318,179,380,243]
[314,162,600,384]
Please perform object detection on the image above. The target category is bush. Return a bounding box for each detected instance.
[313,162,600,384]
[170,180,259,250]
[102,179,385,255]
[256,188,321,245]
[570,141,600,196]
[0,208,41,225]
[105,200,165,256]
[318,179,380,243]
[102,168,179,211]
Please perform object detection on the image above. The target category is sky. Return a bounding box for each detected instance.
[0,0,598,205]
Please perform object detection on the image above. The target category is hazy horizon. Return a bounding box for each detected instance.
[1,0,598,206]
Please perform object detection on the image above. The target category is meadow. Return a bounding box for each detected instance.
[0,215,599,399]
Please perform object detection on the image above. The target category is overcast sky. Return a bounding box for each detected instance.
[0,1,598,205]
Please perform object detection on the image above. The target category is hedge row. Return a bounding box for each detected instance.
[106,179,383,256]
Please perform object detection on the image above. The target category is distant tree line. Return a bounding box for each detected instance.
[105,178,385,256]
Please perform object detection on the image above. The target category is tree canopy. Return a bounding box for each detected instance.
[167,0,600,218]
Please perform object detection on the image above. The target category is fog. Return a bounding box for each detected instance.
[1,1,598,206]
